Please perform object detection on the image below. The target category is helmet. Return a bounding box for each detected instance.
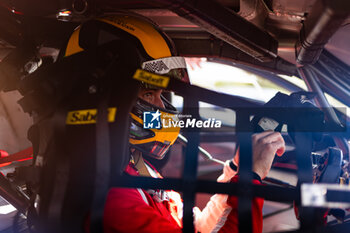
[64,12,188,159]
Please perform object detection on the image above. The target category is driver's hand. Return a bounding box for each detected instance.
[252,131,285,179]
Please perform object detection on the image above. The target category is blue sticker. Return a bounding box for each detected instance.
[143,110,161,129]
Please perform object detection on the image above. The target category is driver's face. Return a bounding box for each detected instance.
[138,88,165,109]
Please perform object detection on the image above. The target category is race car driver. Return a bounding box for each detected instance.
[63,12,285,233]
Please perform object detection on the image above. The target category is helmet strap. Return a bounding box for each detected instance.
[132,150,152,177]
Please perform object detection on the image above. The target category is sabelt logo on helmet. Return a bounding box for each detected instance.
[143,60,169,74]
[133,69,170,88]
[66,108,117,125]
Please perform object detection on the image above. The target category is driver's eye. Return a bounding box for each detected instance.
[142,92,154,103]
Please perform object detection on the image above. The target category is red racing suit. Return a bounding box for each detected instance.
[103,161,264,233]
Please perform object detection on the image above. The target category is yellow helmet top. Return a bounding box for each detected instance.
[64,13,174,59]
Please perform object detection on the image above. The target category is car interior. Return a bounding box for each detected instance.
[0,0,350,232]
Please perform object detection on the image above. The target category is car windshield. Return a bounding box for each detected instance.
[187,58,291,102]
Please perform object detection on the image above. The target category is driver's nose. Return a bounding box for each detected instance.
[153,95,165,109]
